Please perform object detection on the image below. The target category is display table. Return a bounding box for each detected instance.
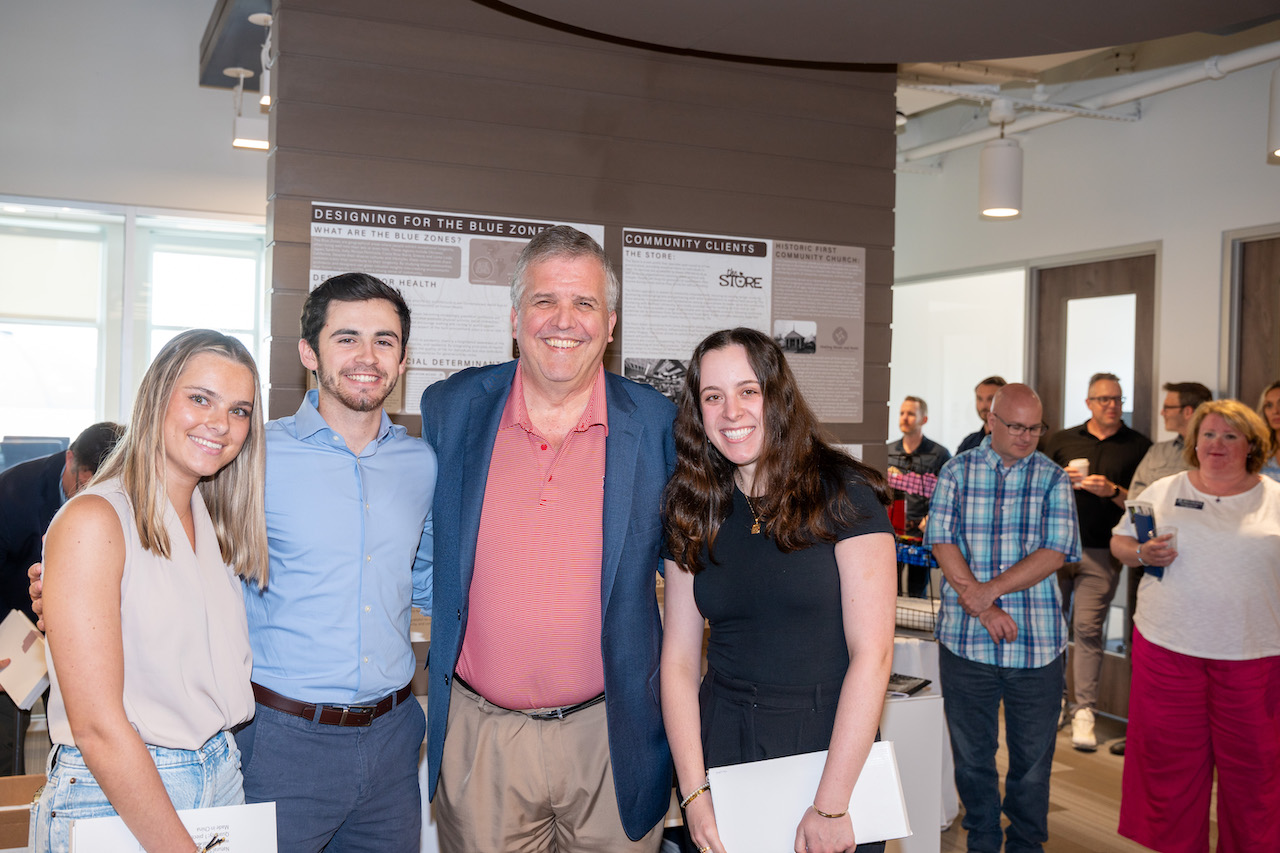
[883,688,943,853]
[892,635,960,833]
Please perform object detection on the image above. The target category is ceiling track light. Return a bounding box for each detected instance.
[250,12,274,108]
[225,66,268,151]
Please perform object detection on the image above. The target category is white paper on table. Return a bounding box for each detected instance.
[70,801,276,852]
[708,741,911,852]
[0,608,49,709]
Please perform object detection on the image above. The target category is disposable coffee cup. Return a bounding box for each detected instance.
[1157,525,1178,552]
[1067,458,1089,486]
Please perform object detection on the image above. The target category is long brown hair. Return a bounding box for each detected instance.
[663,328,889,574]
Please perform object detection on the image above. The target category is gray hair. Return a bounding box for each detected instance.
[509,225,619,312]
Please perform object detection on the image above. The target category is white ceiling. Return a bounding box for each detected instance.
[495,0,1280,64]
[487,1,1280,156]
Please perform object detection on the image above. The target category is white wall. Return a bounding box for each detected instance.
[0,0,266,216]
[895,58,1280,438]
[889,270,1025,453]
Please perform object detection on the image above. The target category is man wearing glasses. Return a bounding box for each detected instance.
[1044,372,1151,752]
[926,384,1081,853]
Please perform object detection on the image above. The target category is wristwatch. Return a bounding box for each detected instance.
[1110,483,1120,498]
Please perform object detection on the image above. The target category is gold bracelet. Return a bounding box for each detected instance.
[680,779,711,809]
[813,804,848,819]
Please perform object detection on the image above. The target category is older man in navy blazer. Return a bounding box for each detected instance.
[420,226,675,851]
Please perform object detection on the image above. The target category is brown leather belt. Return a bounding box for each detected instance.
[251,682,413,728]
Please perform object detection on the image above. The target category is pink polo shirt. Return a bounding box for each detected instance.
[455,365,608,709]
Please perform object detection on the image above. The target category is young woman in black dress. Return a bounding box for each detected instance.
[661,328,897,853]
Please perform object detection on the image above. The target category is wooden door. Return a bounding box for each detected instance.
[1033,255,1156,434]
[1032,253,1155,722]
[1236,235,1280,405]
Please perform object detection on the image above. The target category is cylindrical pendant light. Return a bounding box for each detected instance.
[980,137,1022,218]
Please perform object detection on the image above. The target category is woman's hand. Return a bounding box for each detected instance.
[28,561,44,632]
[1139,533,1177,567]
[795,805,856,853]
[685,793,727,853]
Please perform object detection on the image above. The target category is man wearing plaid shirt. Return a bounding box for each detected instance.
[925,384,1081,853]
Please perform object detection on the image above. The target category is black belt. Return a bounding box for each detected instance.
[252,682,412,727]
[454,674,605,721]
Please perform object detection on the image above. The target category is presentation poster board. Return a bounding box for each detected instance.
[308,205,865,421]
[309,202,602,412]
[621,228,866,423]
[773,240,867,424]
[620,228,772,399]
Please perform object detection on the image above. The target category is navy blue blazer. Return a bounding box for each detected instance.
[419,361,676,841]
[0,452,64,621]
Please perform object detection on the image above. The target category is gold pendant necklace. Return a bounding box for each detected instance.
[743,492,763,534]
[736,472,763,534]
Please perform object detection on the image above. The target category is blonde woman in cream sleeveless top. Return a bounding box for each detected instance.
[33,330,268,853]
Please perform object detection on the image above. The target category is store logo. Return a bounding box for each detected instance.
[719,269,763,289]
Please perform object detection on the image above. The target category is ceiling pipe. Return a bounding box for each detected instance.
[899,40,1280,163]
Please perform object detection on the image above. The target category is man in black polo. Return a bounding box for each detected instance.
[1044,372,1150,752]
[956,376,1007,454]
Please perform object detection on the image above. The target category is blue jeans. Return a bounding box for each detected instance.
[238,693,425,853]
[30,730,243,853]
[939,644,1063,853]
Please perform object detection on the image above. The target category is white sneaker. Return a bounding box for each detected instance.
[1072,708,1097,752]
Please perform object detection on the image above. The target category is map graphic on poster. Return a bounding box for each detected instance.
[621,228,866,423]
[309,202,602,412]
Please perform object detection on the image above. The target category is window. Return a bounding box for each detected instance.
[137,218,263,364]
[0,199,264,444]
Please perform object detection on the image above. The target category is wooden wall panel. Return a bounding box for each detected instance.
[273,102,893,203]
[267,0,896,449]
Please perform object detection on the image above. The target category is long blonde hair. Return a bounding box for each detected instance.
[93,330,268,587]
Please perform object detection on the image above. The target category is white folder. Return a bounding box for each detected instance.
[0,609,49,710]
[71,801,276,852]
[707,741,911,852]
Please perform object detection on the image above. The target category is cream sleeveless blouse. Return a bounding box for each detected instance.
[46,479,254,749]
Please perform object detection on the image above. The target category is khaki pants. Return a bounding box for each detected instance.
[436,678,664,853]
[1058,546,1121,712]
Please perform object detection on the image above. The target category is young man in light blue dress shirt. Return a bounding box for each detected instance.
[237,273,436,853]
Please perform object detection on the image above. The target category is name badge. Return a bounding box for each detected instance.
[1174,498,1204,510]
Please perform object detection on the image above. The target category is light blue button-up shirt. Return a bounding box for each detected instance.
[245,390,435,704]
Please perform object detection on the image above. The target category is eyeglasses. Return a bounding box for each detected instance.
[1088,395,1125,406]
[990,412,1048,437]
[1160,403,1187,412]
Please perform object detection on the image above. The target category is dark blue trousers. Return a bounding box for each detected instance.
[938,644,1064,853]
[238,695,425,853]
